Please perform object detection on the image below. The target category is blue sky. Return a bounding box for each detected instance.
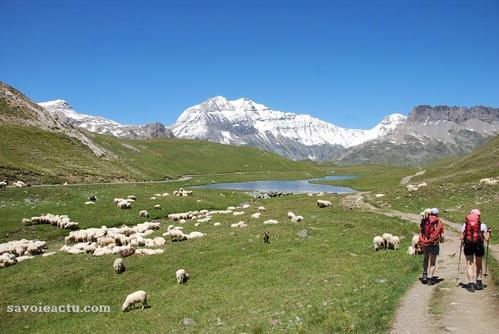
[1,0,498,128]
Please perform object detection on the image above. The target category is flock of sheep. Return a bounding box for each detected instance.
[0,239,50,268]
[21,214,79,230]
[1,183,341,312]
[0,180,29,188]
[373,233,422,256]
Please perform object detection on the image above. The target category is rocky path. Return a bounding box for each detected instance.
[342,193,499,334]
[400,170,426,185]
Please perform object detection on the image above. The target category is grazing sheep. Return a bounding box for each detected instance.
[263,231,270,244]
[135,248,164,255]
[117,200,132,209]
[230,221,247,228]
[214,222,222,227]
[84,201,95,205]
[388,236,400,250]
[316,200,332,208]
[287,212,296,220]
[150,196,157,200]
[307,193,313,197]
[162,193,170,197]
[89,195,97,201]
[0,239,47,268]
[374,194,385,198]
[263,219,279,225]
[0,180,7,188]
[176,269,190,284]
[411,235,422,255]
[165,229,187,242]
[373,236,384,251]
[258,206,266,212]
[21,214,79,230]
[153,204,161,210]
[122,290,149,312]
[227,206,236,211]
[316,192,324,197]
[291,215,304,223]
[406,184,418,192]
[187,231,206,239]
[114,258,126,274]
[233,211,245,216]
[13,180,27,188]
[251,213,261,219]
[127,195,137,201]
[407,246,416,256]
[416,182,427,187]
[120,247,136,258]
[480,177,498,185]
[382,233,393,249]
[139,210,149,218]
[241,203,251,209]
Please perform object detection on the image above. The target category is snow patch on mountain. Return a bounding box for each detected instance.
[171,96,406,150]
[38,100,173,139]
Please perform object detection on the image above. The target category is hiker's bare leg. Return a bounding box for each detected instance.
[423,248,430,274]
[475,256,483,280]
[465,255,475,283]
[428,254,437,277]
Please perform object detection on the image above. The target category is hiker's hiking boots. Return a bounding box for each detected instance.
[428,277,436,286]
[476,280,484,290]
[421,273,428,284]
[466,283,476,292]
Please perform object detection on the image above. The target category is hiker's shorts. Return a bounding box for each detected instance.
[464,241,485,257]
[423,244,440,256]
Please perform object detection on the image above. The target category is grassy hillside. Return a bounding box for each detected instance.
[321,137,499,243]
[0,182,420,333]
[0,124,325,184]
[415,134,499,183]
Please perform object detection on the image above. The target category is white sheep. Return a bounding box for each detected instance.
[122,290,149,311]
[416,182,427,187]
[480,177,498,185]
[291,215,304,223]
[153,204,161,210]
[316,192,324,197]
[287,212,296,219]
[84,201,95,205]
[139,210,149,218]
[187,231,206,239]
[230,221,247,228]
[135,248,164,255]
[406,184,418,192]
[317,200,332,208]
[387,235,400,250]
[258,206,266,212]
[251,213,261,219]
[373,236,384,251]
[150,196,157,200]
[233,211,245,216]
[382,233,393,249]
[307,193,313,197]
[407,246,416,256]
[114,258,126,274]
[213,222,221,227]
[263,219,279,225]
[162,193,170,197]
[176,269,190,284]
[127,195,137,201]
[13,180,27,187]
[118,200,132,209]
[0,181,7,188]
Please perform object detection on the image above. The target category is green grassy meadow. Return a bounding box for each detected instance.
[0,179,421,333]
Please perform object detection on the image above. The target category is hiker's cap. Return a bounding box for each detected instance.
[431,208,439,215]
[470,209,481,215]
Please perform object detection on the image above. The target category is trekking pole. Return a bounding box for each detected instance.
[456,240,463,284]
[484,228,491,278]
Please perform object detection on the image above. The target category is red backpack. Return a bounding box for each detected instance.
[464,213,482,242]
[422,215,439,240]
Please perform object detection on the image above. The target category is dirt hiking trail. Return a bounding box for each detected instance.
[342,193,499,334]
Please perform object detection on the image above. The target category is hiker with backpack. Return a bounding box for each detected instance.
[419,208,445,285]
[460,209,490,292]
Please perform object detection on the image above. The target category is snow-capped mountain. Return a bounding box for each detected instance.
[171,96,406,160]
[38,100,173,139]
